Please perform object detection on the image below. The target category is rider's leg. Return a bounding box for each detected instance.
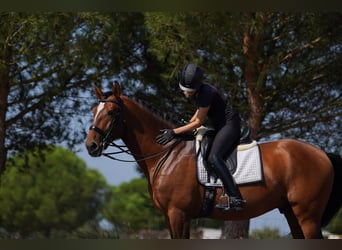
[208,118,245,211]
[209,155,245,210]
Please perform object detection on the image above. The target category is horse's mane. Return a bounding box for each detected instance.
[103,91,178,127]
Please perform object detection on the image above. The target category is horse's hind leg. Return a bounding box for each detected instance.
[284,205,322,239]
[283,207,304,238]
[300,220,323,239]
[290,203,324,239]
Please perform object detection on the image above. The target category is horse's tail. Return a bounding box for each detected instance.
[321,153,342,227]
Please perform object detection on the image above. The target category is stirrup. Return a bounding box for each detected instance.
[215,193,229,210]
[215,199,245,211]
[215,191,245,211]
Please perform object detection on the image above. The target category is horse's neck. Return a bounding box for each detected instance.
[120,96,173,163]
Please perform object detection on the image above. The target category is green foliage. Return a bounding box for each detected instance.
[0,146,108,238]
[250,227,282,239]
[1,13,340,172]
[192,218,224,229]
[102,178,165,235]
[67,220,120,239]
[326,207,342,234]
[143,12,245,121]
[0,13,150,161]
[145,12,341,152]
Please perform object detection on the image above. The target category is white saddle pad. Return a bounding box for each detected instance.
[196,140,264,186]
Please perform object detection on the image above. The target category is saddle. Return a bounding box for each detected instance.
[198,126,252,175]
[195,126,263,217]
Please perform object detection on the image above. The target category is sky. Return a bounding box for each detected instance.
[77,142,141,186]
[77,142,291,235]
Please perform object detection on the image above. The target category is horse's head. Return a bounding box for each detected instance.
[85,81,124,157]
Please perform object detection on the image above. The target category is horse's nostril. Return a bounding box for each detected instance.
[87,141,100,155]
[90,142,98,151]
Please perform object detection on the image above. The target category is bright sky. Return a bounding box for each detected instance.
[77,141,141,186]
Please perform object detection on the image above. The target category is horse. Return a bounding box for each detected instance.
[85,82,342,239]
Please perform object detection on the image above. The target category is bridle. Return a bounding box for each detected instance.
[89,98,124,151]
[89,97,182,163]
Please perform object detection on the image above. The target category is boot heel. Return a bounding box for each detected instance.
[229,197,246,211]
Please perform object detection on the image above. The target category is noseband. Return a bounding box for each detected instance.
[89,98,124,149]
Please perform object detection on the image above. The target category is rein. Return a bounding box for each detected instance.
[102,139,182,163]
[89,97,182,163]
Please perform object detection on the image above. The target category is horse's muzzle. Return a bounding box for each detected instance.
[86,141,102,157]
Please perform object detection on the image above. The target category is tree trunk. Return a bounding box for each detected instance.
[220,220,250,239]
[243,13,265,140]
[220,12,266,239]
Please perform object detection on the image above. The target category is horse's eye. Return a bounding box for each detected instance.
[107,110,114,116]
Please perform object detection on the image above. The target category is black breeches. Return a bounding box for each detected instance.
[208,117,241,164]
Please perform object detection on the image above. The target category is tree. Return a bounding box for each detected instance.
[102,178,165,237]
[0,146,108,238]
[144,12,341,146]
[250,227,282,239]
[326,208,342,234]
[0,13,90,173]
[241,13,341,145]
[0,12,150,173]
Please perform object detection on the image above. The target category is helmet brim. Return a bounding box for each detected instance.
[179,82,197,92]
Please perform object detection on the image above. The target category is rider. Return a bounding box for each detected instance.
[155,63,245,211]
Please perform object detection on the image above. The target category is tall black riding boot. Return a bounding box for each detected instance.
[211,156,245,211]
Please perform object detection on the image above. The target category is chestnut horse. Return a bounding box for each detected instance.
[85,82,342,239]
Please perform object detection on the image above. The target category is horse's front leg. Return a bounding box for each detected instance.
[166,207,191,239]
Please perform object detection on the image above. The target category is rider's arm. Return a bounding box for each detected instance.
[173,106,209,135]
[189,109,199,123]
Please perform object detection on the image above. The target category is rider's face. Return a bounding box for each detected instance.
[183,91,196,98]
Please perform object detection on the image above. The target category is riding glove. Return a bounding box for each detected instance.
[155,129,175,145]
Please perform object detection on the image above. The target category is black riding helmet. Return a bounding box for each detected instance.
[179,64,203,92]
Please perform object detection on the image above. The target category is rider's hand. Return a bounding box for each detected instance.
[155,129,176,145]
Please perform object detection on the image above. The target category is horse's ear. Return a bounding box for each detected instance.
[94,85,103,100]
[113,81,121,98]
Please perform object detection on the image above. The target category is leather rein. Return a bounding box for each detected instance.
[89,97,181,163]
